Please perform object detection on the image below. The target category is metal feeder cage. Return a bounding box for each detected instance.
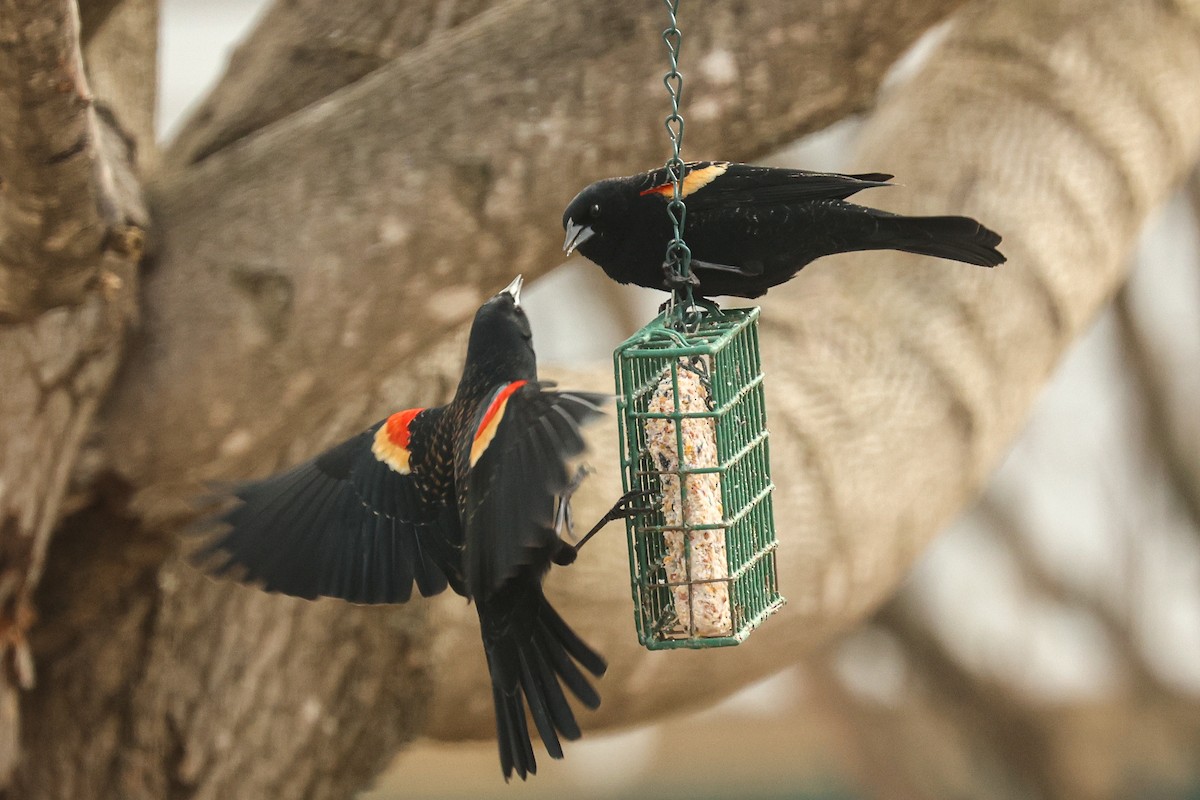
[614,305,784,649]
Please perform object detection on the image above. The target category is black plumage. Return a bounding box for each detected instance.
[195,275,608,780]
[562,161,1005,298]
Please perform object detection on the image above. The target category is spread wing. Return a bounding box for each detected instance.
[462,384,608,599]
[195,406,464,603]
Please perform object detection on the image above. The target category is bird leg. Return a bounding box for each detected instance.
[560,489,658,566]
[661,259,701,292]
[578,489,656,550]
[552,467,656,566]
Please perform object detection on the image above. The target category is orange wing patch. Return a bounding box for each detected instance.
[639,162,729,199]
[469,381,527,467]
[372,407,425,474]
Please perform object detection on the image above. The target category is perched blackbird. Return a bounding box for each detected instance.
[196,276,614,781]
[563,161,1005,298]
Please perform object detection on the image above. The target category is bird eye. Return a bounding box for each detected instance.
[590,203,602,219]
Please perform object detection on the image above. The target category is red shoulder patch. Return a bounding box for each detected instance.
[639,162,729,198]
[372,407,426,474]
[470,381,527,467]
[385,408,424,449]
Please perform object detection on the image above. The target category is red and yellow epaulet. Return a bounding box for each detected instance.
[469,381,527,467]
[372,407,425,474]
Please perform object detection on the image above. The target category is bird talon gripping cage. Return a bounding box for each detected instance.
[614,305,784,649]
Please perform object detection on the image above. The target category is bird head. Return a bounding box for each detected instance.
[562,171,685,287]
[464,275,537,385]
[561,176,640,260]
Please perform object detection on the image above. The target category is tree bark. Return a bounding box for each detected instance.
[165,0,503,167]
[0,0,149,784]
[20,485,432,800]
[102,0,967,500]
[7,0,1200,797]
[0,0,145,319]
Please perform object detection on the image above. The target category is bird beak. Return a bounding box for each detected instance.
[562,219,595,257]
[502,274,523,306]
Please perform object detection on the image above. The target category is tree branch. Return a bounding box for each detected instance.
[81,0,157,168]
[0,0,152,786]
[101,0,967,495]
[1112,291,1200,531]
[872,601,1063,800]
[0,0,146,321]
[18,485,431,800]
[166,0,502,166]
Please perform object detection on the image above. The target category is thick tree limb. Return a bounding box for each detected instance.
[0,0,146,320]
[166,0,501,166]
[165,0,968,168]
[17,487,432,800]
[81,0,157,169]
[0,0,151,786]
[101,0,967,500]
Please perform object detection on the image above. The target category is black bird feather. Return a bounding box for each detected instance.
[195,276,607,780]
[563,161,1004,298]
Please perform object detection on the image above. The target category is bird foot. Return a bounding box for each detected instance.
[553,465,593,540]
[661,260,701,292]
[555,488,657,565]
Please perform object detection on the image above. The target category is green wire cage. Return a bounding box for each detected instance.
[614,305,784,649]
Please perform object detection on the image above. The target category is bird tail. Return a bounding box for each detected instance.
[481,588,606,781]
[871,211,1006,268]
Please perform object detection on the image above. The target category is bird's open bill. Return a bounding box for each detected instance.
[562,219,594,257]
[503,273,523,304]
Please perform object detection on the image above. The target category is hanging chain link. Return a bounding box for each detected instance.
[661,0,695,321]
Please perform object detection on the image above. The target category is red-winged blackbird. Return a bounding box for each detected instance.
[563,161,1005,298]
[196,276,612,781]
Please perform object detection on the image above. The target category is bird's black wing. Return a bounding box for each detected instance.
[682,163,893,209]
[462,383,608,600]
[195,406,464,603]
[459,383,610,779]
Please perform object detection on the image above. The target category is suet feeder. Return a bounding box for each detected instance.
[613,0,782,649]
[614,304,784,649]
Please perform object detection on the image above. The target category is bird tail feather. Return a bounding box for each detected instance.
[874,212,1006,268]
[483,589,606,781]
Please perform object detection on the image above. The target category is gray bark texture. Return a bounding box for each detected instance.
[1,0,1197,797]
[0,0,148,783]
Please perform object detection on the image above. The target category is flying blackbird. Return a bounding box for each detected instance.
[195,275,618,781]
[563,161,1005,298]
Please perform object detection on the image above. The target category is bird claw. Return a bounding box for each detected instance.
[554,465,594,539]
[661,260,701,291]
[571,488,658,556]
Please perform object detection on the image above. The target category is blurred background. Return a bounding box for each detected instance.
[161,3,1200,798]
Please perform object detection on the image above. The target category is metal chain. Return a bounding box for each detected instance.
[661,0,695,322]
